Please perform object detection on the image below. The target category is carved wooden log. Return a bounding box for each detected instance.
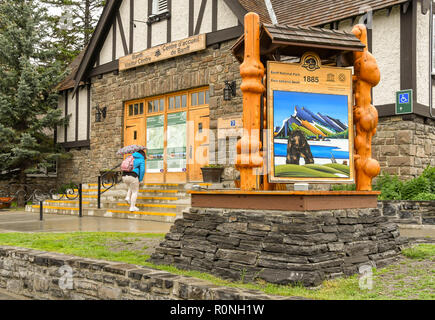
[236,13,265,191]
[352,24,381,191]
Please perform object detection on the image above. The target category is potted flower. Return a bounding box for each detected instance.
[200,165,224,183]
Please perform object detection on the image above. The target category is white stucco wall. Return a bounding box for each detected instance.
[67,90,76,142]
[78,87,89,141]
[416,1,431,106]
[217,0,238,30]
[372,7,401,106]
[100,26,113,65]
[171,0,189,41]
[116,0,131,59]
[194,0,212,34]
[133,0,149,52]
[57,92,65,143]
[151,20,167,47]
[338,18,354,33]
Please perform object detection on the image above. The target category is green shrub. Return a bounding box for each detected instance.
[373,173,403,200]
[330,166,434,201]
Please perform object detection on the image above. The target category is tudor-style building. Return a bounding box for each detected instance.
[55,0,434,185]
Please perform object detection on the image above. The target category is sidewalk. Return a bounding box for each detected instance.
[0,210,172,234]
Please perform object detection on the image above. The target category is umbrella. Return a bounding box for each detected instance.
[117,145,146,155]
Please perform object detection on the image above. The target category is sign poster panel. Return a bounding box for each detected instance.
[146,115,164,173]
[167,112,187,173]
[119,34,206,71]
[267,53,354,183]
[396,89,413,115]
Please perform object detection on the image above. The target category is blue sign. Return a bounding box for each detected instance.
[230,120,236,127]
[399,93,409,104]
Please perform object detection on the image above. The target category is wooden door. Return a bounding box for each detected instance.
[124,118,145,149]
[188,108,210,181]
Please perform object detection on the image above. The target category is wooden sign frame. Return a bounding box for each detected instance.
[267,52,355,184]
[119,34,206,71]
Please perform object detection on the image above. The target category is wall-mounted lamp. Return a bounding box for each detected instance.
[224,81,237,101]
[95,105,107,123]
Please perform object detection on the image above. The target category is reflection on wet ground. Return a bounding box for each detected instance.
[0,210,172,234]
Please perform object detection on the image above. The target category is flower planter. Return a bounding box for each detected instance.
[200,167,224,183]
[0,197,13,209]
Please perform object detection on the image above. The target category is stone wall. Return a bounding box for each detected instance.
[0,246,295,300]
[373,115,435,180]
[58,40,243,184]
[380,201,435,225]
[0,177,57,198]
[151,207,408,287]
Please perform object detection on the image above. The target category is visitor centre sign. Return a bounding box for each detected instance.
[267,52,355,183]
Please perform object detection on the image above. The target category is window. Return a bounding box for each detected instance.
[190,89,210,107]
[128,103,144,117]
[152,0,168,15]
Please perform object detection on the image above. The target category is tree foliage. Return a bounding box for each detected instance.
[0,0,70,194]
[41,0,106,66]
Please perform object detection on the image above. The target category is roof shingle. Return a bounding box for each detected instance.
[269,0,409,26]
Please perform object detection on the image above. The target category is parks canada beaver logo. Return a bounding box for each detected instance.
[301,54,320,72]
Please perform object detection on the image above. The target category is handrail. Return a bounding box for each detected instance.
[0,183,83,220]
[97,163,122,209]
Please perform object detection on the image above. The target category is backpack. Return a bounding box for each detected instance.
[121,155,135,172]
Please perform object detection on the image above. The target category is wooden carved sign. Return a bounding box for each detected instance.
[119,34,206,71]
[267,52,355,183]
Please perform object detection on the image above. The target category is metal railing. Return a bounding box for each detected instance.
[0,184,83,221]
[97,163,122,209]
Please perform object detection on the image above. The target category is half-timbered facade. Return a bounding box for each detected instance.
[55,0,434,185]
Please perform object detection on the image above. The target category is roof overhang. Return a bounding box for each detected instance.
[232,23,365,65]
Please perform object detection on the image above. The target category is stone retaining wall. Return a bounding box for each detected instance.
[373,115,435,180]
[151,207,409,287]
[0,246,295,300]
[380,201,435,225]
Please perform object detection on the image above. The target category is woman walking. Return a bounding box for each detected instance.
[122,149,149,212]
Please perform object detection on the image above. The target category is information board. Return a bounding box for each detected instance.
[267,52,354,183]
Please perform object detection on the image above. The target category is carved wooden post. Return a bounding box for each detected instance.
[352,24,381,191]
[236,13,265,191]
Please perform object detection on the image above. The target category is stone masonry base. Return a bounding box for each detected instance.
[0,246,303,300]
[151,207,409,287]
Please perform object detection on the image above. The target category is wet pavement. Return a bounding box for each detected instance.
[0,210,172,234]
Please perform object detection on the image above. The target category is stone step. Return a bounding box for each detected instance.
[40,200,189,211]
[27,205,178,223]
[76,189,189,198]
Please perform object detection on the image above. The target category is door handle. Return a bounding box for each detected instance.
[189,146,193,159]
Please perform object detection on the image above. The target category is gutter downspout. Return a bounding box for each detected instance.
[264,0,278,25]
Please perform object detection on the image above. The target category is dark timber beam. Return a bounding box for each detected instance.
[167,0,172,43]
[189,0,194,36]
[400,0,417,98]
[116,11,129,56]
[129,0,134,53]
[195,0,208,35]
[147,0,152,48]
[223,0,248,25]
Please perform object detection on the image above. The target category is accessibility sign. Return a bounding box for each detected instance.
[396,89,413,115]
